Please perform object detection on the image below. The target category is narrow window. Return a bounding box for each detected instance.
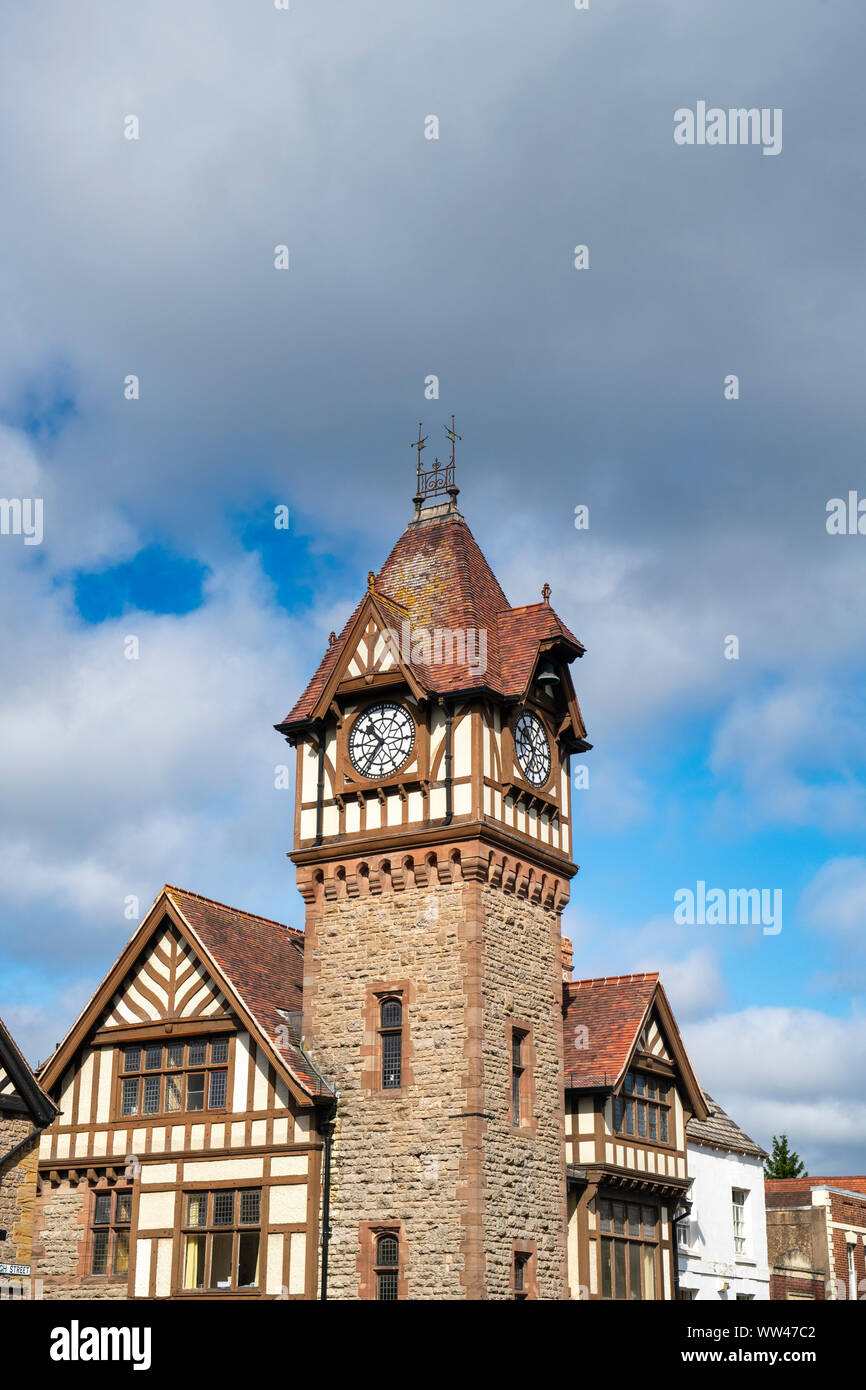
[375,1233,399,1300]
[90,1189,132,1275]
[379,997,403,1089]
[513,1252,529,1300]
[121,1077,139,1116]
[142,1075,160,1114]
[165,1074,183,1112]
[732,1188,747,1255]
[208,1069,228,1109]
[187,1072,205,1111]
[511,1029,528,1126]
[848,1243,857,1302]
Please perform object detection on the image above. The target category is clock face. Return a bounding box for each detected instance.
[348,702,415,779]
[514,711,551,787]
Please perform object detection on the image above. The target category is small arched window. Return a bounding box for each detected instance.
[375,1233,399,1300]
[379,997,403,1089]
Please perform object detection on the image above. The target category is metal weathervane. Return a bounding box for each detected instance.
[413,416,462,501]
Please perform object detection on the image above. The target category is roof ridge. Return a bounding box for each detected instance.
[766,1176,866,1184]
[567,971,659,988]
[164,885,303,938]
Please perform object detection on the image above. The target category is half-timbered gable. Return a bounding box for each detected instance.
[33,887,332,1300]
[562,972,708,1300]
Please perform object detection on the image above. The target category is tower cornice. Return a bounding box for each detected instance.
[289,815,577,876]
[290,818,577,914]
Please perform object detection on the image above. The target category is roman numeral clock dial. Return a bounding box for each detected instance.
[514,711,551,788]
[348,702,415,779]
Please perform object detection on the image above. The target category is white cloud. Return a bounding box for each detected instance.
[801,857,866,945]
[684,1007,866,1168]
[649,949,727,1021]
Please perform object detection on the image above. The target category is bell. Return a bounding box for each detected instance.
[537,661,560,697]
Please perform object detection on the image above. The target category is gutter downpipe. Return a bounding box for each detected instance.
[319,1099,337,1300]
[671,1198,693,1302]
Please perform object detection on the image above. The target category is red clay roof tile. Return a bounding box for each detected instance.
[562,973,659,1088]
[280,507,583,727]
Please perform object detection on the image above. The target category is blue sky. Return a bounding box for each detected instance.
[1,0,865,1172]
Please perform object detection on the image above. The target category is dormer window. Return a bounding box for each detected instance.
[613,1071,670,1143]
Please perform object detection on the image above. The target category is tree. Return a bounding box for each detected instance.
[764,1134,807,1179]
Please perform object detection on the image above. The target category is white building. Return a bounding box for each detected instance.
[677,1092,770,1300]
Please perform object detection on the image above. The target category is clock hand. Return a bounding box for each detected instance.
[366,733,386,771]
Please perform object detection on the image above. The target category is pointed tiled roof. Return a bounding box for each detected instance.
[279,504,584,728]
[562,973,658,1087]
[164,886,332,1099]
[686,1092,766,1159]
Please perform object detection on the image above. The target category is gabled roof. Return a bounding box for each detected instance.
[563,973,659,1086]
[39,887,332,1104]
[686,1092,767,1159]
[278,503,586,730]
[562,972,707,1121]
[0,1013,58,1128]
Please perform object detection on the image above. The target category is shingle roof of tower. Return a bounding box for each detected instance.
[280,505,584,727]
[686,1091,767,1159]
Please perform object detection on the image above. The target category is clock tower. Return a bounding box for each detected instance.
[276,442,590,1299]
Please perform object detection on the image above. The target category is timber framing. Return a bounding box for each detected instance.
[39,889,319,1109]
